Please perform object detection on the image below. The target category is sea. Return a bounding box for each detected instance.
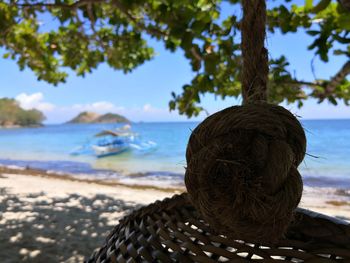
[0,120,349,193]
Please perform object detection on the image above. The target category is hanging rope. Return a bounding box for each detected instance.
[241,0,269,103]
[185,0,306,243]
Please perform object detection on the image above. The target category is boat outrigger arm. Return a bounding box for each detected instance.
[94,130,136,138]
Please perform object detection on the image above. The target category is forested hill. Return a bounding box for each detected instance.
[0,98,45,128]
[67,112,130,124]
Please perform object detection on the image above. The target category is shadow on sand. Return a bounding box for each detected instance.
[0,187,141,262]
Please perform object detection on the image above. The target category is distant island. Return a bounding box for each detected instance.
[67,111,130,124]
[0,98,45,128]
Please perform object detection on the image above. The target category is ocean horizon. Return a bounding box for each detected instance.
[42,117,350,125]
[0,120,350,192]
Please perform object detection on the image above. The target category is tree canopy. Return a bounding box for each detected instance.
[1,0,349,117]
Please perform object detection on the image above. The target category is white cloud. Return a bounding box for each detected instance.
[71,101,124,113]
[120,103,196,122]
[143,103,152,112]
[15,92,55,112]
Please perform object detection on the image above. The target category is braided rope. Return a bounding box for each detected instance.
[185,103,306,243]
[241,0,269,103]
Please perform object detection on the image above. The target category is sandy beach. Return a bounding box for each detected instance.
[1,167,350,263]
[0,168,174,263]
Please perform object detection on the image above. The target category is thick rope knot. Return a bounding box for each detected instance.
[185,103,306,243]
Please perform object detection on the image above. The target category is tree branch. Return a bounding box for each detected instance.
[283,61,350,100]
[191,47,203,61]
[284,80,324,88]
[325,60,350,94]
[12,0,104,9]
[111,0,167,38]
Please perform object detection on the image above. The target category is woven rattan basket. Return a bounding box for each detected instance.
[88,193,350,262]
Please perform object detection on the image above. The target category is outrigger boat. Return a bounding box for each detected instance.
[70,125,157,158]
[92,126,136,158]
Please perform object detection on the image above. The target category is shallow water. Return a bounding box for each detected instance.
[0,120,349,189]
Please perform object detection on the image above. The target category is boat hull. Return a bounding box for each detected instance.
[93,145,129,158]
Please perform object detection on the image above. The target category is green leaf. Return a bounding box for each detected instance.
[305,0,313,10]
[311,0,331,13]
[337,14,350,30]
[328,96,337,105]
[333,34,350,44]
[333,49,348,55]
[307,30,319,36]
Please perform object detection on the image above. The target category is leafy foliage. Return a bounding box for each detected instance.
[0,98,45,126]
[1,0,349,116]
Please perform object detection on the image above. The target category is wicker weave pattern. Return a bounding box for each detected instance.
[89,193,350,262]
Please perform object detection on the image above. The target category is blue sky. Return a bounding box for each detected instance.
[0,2,349,123]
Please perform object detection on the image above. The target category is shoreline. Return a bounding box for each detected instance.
[2,157,350,191]
[1,166,349,262]
[0,124,43,129]
[0,165,184,193]
[1,165,350,214]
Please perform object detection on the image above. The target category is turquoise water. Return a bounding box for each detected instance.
[0,120,349,189]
